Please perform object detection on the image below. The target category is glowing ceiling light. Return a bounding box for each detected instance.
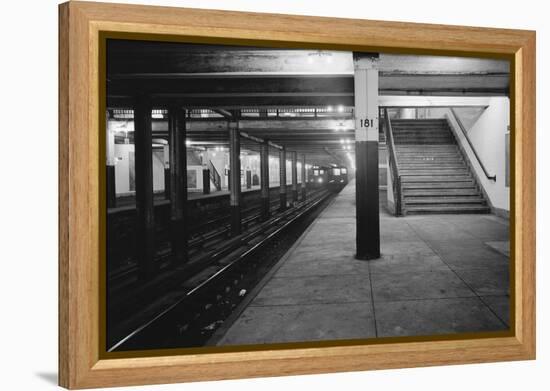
[327,105,333,112]
[185,140,191,146]
[340,139,344,144]
[337,105,344,113]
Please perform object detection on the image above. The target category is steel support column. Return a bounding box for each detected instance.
[163,144,170,199]
[353,53,380,260]
[229,121,241,235]
[168,106,187,265]
[134,95,156,278]
[279,147,287,211]
[106,111,116,208]
[260,140,270,220]
[291,151,298,205]
[301,154,307,201]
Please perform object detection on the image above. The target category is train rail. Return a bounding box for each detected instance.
[107,195,284,284]
[107,188,334,351]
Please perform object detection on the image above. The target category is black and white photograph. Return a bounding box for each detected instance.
[105,39,511,352]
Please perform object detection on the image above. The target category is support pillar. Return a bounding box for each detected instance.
[291,151,298,205]
[229,121,241,235]
[202,169,211,194]
[106,111,116,208]
[246,170,252,189]
[168,106,187,265]
[260,140,270,220]
[134,95,156,278]
[163,144,170,199]
[279,147,287,211]
[301,154,307,201]
[353,53,380,260]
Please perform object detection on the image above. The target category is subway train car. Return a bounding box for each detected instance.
[327,165,348,192]
[309,165,348,192]
[308,166,328,189]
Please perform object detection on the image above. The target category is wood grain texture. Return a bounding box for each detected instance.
[58,1,536,388]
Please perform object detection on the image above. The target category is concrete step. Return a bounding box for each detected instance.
[400,160,464,165]
[393,135,453,140]
[396,144,457,149]
[404,188,481,197]
[398,156,461,161]
[394,139,455,144]
[395,141,457,145]
[402,182,476,189]
[400,167,467,172]
[398,144,457,149]
[398,154,461,159]
[400,170,470,176]
[394,132,452,135]
[404,197,486,205]
[393,127,450,131]
[399,160,466,170]
[397,154,458,157]
[393,121,448,125]
[396,148,458,153]
[399,161,464,166]
[394,132,453,136]
[400,163,466,168]
[405,205,491,215]
[401,176,473,182]
[394,137,454,142]
[395,136,453,139]
[393,128,449,132]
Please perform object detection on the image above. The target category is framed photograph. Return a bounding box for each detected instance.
[59,1,536,389]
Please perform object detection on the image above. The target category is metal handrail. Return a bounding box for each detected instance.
[449,108,496,181]
[207,160,222,190]
[383,108,403,216]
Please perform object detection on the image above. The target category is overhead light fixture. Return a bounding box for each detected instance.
[337,105,344,113]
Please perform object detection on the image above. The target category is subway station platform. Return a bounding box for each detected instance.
[214,180,510,345]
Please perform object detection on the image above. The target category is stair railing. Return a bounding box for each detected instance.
[450,108,496,181]
[383,108,403,216]
[207,160,222,191]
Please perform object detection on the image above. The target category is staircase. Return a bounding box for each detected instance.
[207,160,222,191]
[392,118,490,215]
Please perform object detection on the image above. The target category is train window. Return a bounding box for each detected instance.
[320,170,325,174]
[333,168,341,176]
[341,168,347,174]
[313,169,319,176]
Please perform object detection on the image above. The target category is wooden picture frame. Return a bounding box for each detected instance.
[59,1,536,388]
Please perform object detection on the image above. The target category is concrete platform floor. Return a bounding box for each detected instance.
[216,180,510,345]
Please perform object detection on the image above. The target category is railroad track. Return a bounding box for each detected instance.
[107,194,291,284]
[107,188,333,351]
[107,191,326,330]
